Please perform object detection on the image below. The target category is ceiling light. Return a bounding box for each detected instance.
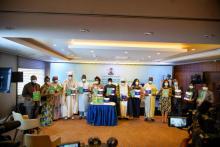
[191,48,196,51]
[80,28,90,32]
[115,56,128,60]
[154,59,161,62]
[148,56,151,58]
[92,54,96,58]
[157,52,160,55]
[90,50,94,53]
[68,39,188,53]
[144,32,154,36]
[124,51,128,54]
[203,34,215,38]
[53,44,56,47]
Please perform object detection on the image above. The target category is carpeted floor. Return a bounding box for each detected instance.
[37,116,188,147]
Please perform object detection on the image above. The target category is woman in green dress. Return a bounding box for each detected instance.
[40,76,53,126]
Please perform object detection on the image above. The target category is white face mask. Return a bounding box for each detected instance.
[202,87,208,90]
[148,81,153,84]
[95,81,99,84]
[121,82,125,86]
[32,80,37,83]
[174,82,178,86]
[189,85,193,89]
[108,82,112,85]
[82,79,86,82]
[135,82,139,85]
[164,83,168,86]
[54,80,58,83]
[68,76,72,80]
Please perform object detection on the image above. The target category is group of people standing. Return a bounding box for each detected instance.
[22,72,214,126]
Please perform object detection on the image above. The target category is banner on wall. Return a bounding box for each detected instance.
[101,67,120,85]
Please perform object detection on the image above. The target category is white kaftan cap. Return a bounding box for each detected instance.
[120,78,126,82]
[67,71,73,76]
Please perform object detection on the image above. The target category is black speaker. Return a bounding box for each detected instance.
[11,72,23,82]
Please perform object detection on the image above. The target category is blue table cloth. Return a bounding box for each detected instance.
[87,104,117,126]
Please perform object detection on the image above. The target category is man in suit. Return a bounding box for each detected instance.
[22,75,41,119]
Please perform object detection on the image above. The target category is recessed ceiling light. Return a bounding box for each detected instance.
[203,34,215,38]
[154,59,161,62]
[53,44,56,47]
[124,51,128,54]
[92,54,96,58]
[156,52,160,55]
[90,50,94,53]
[144,32,154,36]
[148,56,151,58]
[80,28,90,32]
[191,48,196,51]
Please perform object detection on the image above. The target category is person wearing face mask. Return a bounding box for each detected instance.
[196,83,214,107]
[143,77,158,121]
[40,76,53,126]
[159,80,172,123]
[116,78,131,118]
[62,71,78,120]
[182,83,197,113]
[171,79,182,116]
[91,76,104,104]
[50,76,63,120]
[104,78,117,102]
[22,75,41,119]
[104,78,119,114]
[78,74,91,119]
[128,79,144,119]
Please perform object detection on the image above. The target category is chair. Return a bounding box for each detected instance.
[12,111,40,141]
[24,134,61,147]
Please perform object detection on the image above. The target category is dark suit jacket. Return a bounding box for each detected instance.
[22,82,41,100]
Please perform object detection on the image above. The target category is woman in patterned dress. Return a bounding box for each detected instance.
[50,76,63,120]
[159,80,172,123]
[40,76,53,126]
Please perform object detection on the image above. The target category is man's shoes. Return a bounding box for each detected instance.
[150,118,155,122]
[144,118,148,121]
[71,116,75,120]
[79,116,82,119]
[64,117,68,120]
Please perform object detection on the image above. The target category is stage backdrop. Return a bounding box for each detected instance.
[50,63,173,88]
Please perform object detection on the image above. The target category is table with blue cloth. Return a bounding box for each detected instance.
[87,102,118,126]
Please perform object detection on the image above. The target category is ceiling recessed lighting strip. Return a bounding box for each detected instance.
[68,39,187,52]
